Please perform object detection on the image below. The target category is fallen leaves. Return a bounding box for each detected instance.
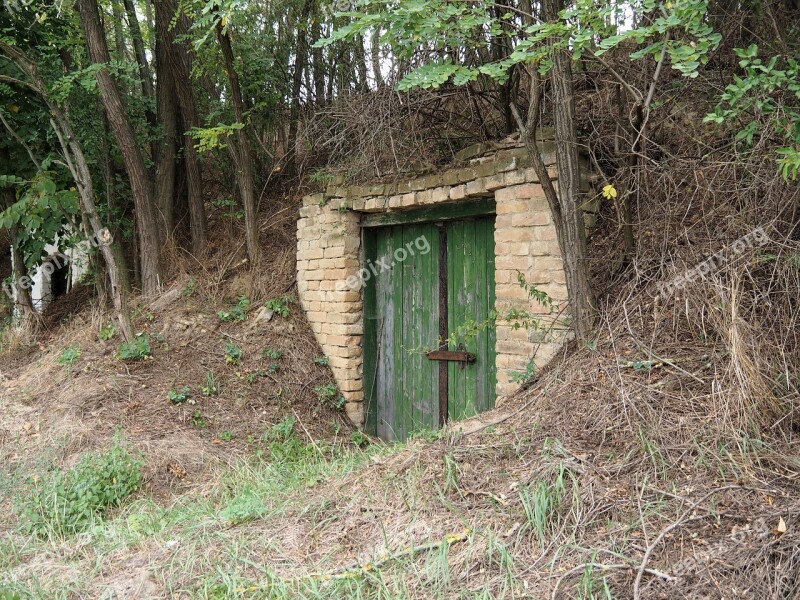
[167,462,187,479]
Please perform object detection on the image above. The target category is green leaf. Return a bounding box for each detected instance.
[0,175,24,188]
[397,62,460,91]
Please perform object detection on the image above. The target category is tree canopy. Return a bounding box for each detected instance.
[0,0,797,334]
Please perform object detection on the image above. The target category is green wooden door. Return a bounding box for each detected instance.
[364,213,496,441]
[446,219,497,421]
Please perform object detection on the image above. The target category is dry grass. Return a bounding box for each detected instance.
[0,195,353,509]
[2,184,798,597]
[2,13,800,595]
[298,86,500,185]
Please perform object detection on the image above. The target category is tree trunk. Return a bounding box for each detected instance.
[312,16,326,104]
[101,114,115,209]
[77,0,162,295]
[542,0,595,343]
[8,226,37,323]
[143,0,155,53]
[510,0,595,345]
[0,43,134,339]
[154,0,207,255]
[354,35,369,92]
[122,0,156,150]
[53,112,135,341]
[285,0,313,177]
[154,26,177,242]
[327,28,337,100]
[122,0,153,100]
[216,18,260,265]
[371,29,384,88]
[110,0,129,61]
[0,152,37,327]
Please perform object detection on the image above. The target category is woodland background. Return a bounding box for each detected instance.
[1,1,800,598]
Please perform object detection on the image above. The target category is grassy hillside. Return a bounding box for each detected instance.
[1,174,799,599]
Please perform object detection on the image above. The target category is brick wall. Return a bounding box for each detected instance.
[297,140,586,427]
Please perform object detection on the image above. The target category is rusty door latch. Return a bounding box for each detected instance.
[425,344,476,370]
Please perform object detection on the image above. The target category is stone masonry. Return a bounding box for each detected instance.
[297,137,590,427]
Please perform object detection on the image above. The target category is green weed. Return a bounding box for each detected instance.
[218,296,250,322]
[183,277,198,297]
[350,430,370,447]
[224,342,243,365]
[98,323,118,341]
[314,383,345,410]
[202,371,220,396]
[637,427,667,477]
[55,344,81,368]
[117,334,152,361]
[577,560,614,600]
[15,433,143,537]
[168,386,192,405]
[191,411,207,428]
[264,296,291,318]
[518,462,576,545]
[509,357,536,385]
[443,452,460,494]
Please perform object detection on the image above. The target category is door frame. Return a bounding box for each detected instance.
[362,198,497,438]
[361,197,496,229]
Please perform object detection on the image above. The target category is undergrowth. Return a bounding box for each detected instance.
[14,433,143,538]
[0,421,384,598]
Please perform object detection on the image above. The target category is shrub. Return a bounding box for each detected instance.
[17,434,143,536]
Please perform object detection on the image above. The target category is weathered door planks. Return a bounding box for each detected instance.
[446,218,496,421]
[399,223,440,437]
[365,214,496,441]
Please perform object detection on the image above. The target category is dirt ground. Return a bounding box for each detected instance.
[0,194,353,503]
[1,177,799,598]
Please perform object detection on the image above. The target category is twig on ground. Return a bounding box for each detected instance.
[552,562,674,600]
[293,529,472,583]
[633,485,743,599]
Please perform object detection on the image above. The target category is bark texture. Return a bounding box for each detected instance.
[511,0,596,344]
[153,26,177,242]
[216,18,260,265]
[77,0,163,295]
[154,0,208,254]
